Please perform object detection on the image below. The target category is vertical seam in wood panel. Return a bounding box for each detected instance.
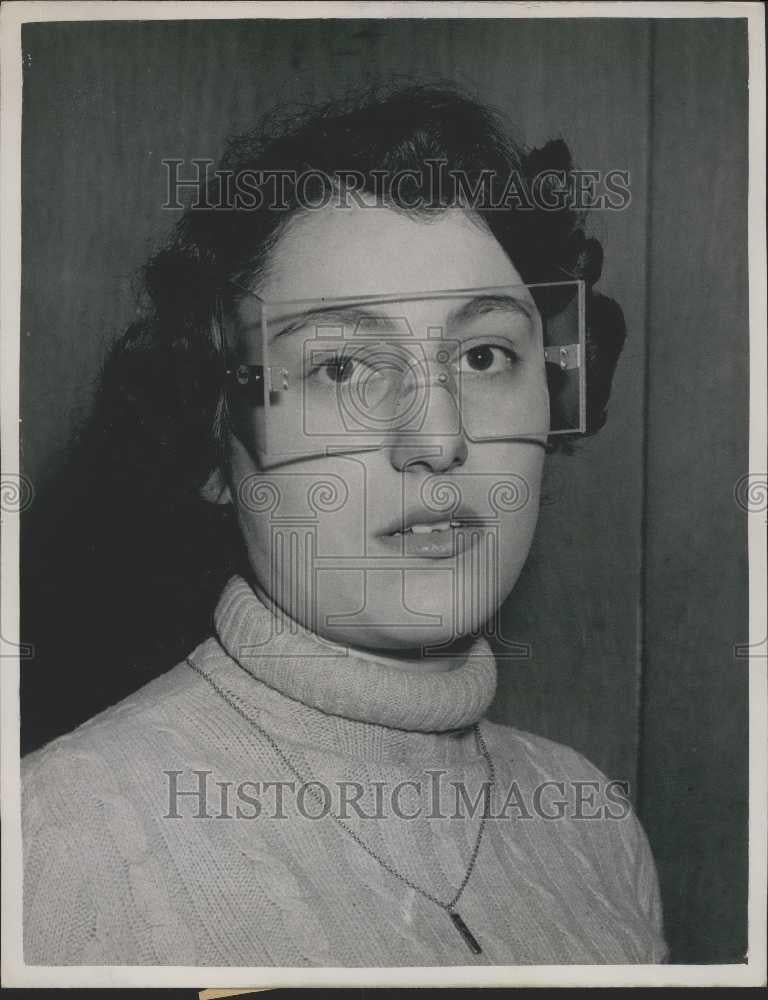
[635,19,657,820]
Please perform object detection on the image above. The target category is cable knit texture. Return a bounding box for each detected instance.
[22,575,669,966]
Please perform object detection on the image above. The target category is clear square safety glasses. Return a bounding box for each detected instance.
[224,280,585,467]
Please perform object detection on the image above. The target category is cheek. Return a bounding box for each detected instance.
[484,442,545,507]
[224,443,274,579]
[485,444,545,567]
[230,483,272,575]
[226,445,370,600]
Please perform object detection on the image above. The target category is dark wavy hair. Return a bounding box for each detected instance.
[21,85,626,752]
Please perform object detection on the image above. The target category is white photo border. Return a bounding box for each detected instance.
[1,1,765,989]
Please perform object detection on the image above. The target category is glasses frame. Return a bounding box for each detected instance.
[225,279,587,459]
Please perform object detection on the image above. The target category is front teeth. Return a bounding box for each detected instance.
[412,520,451,534]
[394,520,461,536]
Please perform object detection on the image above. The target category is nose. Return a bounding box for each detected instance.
[388,378,469,474]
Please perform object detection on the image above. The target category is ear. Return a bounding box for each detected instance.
[199,466,233,506]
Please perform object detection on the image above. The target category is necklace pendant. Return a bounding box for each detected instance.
[449,910,482,955]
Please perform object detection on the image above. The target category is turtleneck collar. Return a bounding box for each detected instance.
[212,575,497,734]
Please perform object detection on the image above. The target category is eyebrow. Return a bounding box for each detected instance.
[269,305,406,341]
[268,293,535,341]
[445,294,535,326]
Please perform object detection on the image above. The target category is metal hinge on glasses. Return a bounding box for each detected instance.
[228,347,580,387]
[543,344,580,370]
[227,364,290,391]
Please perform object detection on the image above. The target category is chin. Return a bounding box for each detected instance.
[322,619,479,658]
[314,567,512,654]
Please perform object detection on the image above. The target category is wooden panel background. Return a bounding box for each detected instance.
[19,18,748,964]
[639,21,749,964]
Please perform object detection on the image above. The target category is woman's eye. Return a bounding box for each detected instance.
[459,344,517,373]
[314,355,376,385]
[313,352,390,386]
[312,346,517,384]
[320,357,355,383]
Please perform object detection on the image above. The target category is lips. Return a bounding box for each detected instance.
[376,506,486,559]
[392,519,461,536]
[378,506,483,538]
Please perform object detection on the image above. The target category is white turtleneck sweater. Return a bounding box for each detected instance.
[22,576,668,966]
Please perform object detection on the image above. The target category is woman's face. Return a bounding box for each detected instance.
[222,204,547,660]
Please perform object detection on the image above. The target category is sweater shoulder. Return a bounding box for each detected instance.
[481,718,616,783]
[480,719,664,930]
[20,647,215,968]
[21,637,221,793]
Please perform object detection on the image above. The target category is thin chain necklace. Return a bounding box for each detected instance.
[186,656,495,956]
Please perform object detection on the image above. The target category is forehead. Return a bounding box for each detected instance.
[255,204,524,303]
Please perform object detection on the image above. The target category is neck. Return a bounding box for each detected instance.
[343,636,477,674]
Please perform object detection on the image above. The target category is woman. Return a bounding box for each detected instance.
[21,86,668,965]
